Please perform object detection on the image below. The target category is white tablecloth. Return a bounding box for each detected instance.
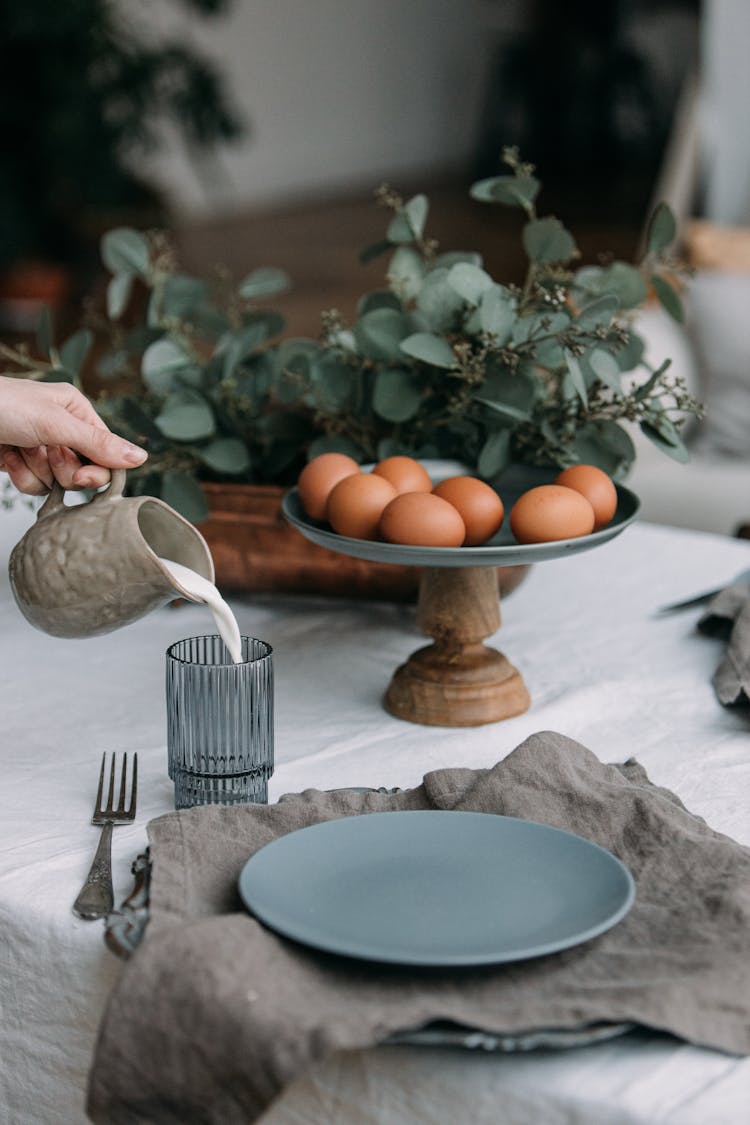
[0,499,749,1125]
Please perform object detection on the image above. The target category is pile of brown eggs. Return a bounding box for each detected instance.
[296,454,617,548]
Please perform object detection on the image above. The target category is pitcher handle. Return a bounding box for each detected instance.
[36,468,128,520]
[91,468,127,504]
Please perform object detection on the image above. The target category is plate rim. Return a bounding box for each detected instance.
[238,810,636,966]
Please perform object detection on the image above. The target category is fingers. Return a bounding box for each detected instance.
[0,377,148,474]
[47,445,111,491]
[70,462,113,490]
[19,445,55,489]
[39,407,147,470]
[1,444,115,495]
[2,448,50,496]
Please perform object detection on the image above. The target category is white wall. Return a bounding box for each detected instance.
[126,0,492,218]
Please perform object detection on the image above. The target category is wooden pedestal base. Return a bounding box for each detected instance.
[384,565,531,727]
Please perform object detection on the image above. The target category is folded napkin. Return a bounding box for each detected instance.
[87,732,750,1125]
[698,578,750,705]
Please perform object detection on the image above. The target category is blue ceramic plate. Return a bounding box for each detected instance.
[238,811,635,966]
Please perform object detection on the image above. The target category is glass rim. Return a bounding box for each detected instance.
[166,634,273,667]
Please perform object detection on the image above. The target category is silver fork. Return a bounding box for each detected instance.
[73,752,138,920]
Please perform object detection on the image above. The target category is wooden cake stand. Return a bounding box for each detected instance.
[282,485,639,728]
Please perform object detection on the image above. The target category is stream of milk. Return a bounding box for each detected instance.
[158,557,243,664]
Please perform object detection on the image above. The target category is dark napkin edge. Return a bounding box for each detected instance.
[698,582,750,633]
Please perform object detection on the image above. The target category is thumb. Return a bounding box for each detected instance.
[44,409,147,469]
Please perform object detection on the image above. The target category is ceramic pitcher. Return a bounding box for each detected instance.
[9,469,215,638]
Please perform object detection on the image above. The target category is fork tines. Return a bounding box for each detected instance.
[94,751,138,823]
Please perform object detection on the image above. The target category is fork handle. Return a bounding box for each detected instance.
[73,822,115,920]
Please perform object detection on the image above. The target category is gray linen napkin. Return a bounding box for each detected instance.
[698,580,750,705]
[87,732,750,1125]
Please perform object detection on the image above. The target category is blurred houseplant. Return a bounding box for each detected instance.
[1,150,702,595]
[0,0,242,315]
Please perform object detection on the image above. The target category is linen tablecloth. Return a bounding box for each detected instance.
[1,498,749,1124]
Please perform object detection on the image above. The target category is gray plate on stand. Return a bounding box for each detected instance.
[281,484,639,568]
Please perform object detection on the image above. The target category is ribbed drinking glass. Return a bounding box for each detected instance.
[166,634,273,809]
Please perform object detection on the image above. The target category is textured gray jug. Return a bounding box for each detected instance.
[9,469,215,638]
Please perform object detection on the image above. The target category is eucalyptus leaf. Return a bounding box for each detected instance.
[650,274,684,323]
[587,347,622,392]
[447,262,494,305]
[387,247,426,301]
[646,202,677,255]
[600,263,648,309]
[473,396,530,423]
[358,290,403,316]
[478,361,537,419]
[60,329,93,376]
[433,251,483,270]
[477,429,511,477]
[162,275,210,318]
[359,239,393,265]
[400,332,456,369]
[275,351,310,404]
[238,267,290,300]
[142,339,194,392]
[117,397,166,444]
[575,295,619,329]
[198,437,251,475]
[470,173,540,209]
[101,228,150,278]
[354,308,411,362]
[107,273,134,319]
[415,267,465,331]
[640,418,689,462]
[633,358,672,402]
[155,390,216,441]
[564,351,588,407]
[523,217,577,264]
[387,194,428,243]
[614,331,646,372]
[572,420,636,476]
[160,471,209,524]
[373,367,423,422]
[574,262,647,310]
[310,354,354,410]
[221,322,267,381]
[478,286,516,343]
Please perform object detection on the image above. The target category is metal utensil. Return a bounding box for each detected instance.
[656,568,750,616]
[73,752,138,920]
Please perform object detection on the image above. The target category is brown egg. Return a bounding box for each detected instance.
[555,464,618,530]
[326,472,397,540]
[372,456,432,495]
[297,453,360,521]
[510,485,596,544]
[379,492,466,547]
[432,476,504,546]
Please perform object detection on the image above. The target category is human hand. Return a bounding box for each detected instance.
[0,377,147,495]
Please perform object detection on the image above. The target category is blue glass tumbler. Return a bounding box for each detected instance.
[166,634,274,809]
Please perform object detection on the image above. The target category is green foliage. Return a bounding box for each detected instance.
[2,149,702,523]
